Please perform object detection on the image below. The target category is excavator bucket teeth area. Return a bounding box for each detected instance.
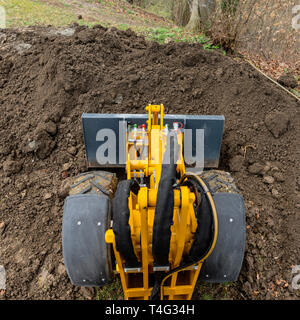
[199,193,246,283]
[62,194,112,287]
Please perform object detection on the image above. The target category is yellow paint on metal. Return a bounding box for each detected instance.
[104,105,217,300]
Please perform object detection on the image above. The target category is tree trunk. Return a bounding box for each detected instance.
[172,0,216,31]
[186,0,216,32]
[186,0,201,31]
[172,0,190,26]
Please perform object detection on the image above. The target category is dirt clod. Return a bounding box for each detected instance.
[271,188,280,198]
[58,177,73,199]
[277,73,298,89]
[229,155,244,172]
[273,171,285,182]
[2,159,22,176]
[264,111,290,138]
[80,287,95,300]
[44,121,57,136]
[38,269,55,289]
[57,264,66,276]
[248,162,264,175]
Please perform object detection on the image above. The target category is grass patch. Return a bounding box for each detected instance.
[204,43,221,50]
[0,0,173,30]
[142,26,221,53]
[144,1,173,20]
[291,89,299,97]
[147,27,174,43]
[96,278,123,300]
[202,293,214,300]
[195,281,234,300]
[0,0,79,27]
[118,23,129,30]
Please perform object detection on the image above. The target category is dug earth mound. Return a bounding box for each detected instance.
[0,25,299,300]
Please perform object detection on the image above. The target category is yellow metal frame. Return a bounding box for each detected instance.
[105,104,217,300]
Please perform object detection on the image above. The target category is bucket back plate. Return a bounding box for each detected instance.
[82,113,224,169]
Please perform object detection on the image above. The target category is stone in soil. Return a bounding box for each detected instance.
[263,175,275,184]
[0,222,5,236]
[67,146,77,156]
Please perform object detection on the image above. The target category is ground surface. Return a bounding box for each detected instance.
[0,24,299,300]
[0,0,174,30]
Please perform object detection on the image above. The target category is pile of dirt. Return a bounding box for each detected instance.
[0,25,299,300]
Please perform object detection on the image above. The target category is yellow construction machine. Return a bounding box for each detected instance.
[62,104,246,300]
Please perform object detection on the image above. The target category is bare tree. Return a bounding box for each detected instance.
[172,0,190,26]
[173,0,216,31]
[186,0,201,31]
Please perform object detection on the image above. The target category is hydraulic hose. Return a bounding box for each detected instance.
[151,173,219,300]
[112,179,140,268]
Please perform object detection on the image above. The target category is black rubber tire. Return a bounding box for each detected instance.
[198,169,246,283]
[64,170,118,287]
[200,170,239,194]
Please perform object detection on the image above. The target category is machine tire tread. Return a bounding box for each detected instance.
[69,171,118,198]
[200,170,239,194]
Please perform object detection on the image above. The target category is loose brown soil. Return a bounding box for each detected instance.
[0,25,299,300]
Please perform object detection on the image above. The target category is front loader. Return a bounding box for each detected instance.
[62,104,246,300]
